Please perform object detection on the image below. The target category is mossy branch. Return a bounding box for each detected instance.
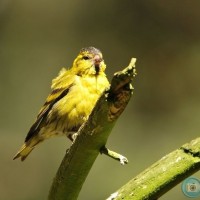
[48,58,137,200]
[107,137,200,200]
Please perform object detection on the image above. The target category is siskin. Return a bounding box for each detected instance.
[13,47,110,161]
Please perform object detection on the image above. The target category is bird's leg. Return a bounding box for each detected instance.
[67,132,78,143]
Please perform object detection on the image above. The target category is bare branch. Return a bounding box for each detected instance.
[108,137,200,200]
[48,58,137,200]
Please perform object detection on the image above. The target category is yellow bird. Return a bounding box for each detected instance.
[13,47,110,161]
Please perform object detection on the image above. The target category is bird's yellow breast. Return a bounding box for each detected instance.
[52,74,109,133]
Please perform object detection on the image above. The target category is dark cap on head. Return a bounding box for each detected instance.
[80,47,102,55]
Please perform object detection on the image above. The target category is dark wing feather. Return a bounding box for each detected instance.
[25,87,70,142]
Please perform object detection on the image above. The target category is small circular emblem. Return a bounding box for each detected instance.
[181,177,200,198]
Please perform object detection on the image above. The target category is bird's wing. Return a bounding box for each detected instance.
[25,68,74,142]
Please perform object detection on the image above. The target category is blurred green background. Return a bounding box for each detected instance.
[1,0,200,199]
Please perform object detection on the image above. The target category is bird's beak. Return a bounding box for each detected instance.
[93,55,103,74]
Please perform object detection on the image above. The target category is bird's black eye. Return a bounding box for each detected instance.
[82,56,90,60]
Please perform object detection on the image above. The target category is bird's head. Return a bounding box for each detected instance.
[72,47,106,76]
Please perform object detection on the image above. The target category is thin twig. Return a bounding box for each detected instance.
[100,146,128,165]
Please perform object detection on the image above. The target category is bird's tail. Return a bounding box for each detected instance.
[13,143,34,161]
